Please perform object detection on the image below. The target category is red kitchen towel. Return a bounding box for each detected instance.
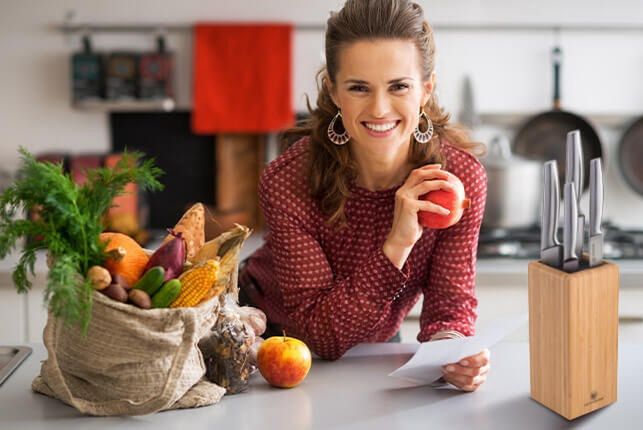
[192,23,294,134]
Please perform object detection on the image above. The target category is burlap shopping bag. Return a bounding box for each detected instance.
[32,291,225,416]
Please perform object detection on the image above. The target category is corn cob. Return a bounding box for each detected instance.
[192,224,251,300]
[170,259,220,308]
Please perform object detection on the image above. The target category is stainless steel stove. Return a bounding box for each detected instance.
[477,222,643,259]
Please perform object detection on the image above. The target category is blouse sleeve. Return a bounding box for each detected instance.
[417,160,488,342]
[259,176,410,361]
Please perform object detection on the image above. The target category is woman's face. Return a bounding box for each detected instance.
[329,39,434,156]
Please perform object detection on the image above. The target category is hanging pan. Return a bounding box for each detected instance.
[618,116,643,196]
[513,45,603,193]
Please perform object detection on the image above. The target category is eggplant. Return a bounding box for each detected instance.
[145,229,186,280]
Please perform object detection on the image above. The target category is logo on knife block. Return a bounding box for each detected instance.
[585,390,604,407]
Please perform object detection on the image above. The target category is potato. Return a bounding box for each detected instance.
[87,266,111,290]
[111,273,131,290]
[102,283,128,302]
[128,289,152,309]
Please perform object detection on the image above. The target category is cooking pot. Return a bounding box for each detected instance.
[481,135,542,229]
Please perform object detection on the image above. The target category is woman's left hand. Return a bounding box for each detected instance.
[441,348,490,392]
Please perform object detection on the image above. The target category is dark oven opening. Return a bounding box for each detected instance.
[109,111,215,232]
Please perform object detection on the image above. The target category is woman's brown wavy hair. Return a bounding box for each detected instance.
[281,0,485,228]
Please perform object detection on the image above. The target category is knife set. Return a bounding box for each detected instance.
[528,130,619,420]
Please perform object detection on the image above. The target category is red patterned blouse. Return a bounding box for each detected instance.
[244,136,487,360]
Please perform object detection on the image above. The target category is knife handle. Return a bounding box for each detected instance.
[590,158,603,236]
[552,46,562,109]
[564,182,578,261]
[542,161,560,248]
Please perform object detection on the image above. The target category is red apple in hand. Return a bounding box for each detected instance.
[418,170,471,229]
[257,335,312,388]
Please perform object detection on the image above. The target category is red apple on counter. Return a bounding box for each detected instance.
[257,335,312,388]
[418,170,471,229]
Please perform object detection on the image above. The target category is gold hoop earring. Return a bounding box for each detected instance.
[413,110,433,144]
[327,110,350,146]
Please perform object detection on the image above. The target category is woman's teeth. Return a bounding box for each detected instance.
[364,121,398,132]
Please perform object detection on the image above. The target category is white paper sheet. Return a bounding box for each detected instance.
[388,313,528,385]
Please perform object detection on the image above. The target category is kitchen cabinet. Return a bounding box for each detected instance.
[2,251,643,345]
[0,257,48,344]
[477,284,643,343]
[401,284,529,342]
[25,285,48,343]
[0,284,53,344]
[403,282,643,343]
[0,286,26,344]
[0,253,46,344]
[4,283,643,345]
[4,282,643,345]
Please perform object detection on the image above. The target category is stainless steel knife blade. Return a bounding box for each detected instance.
[563,182,579,273]
[540,160,562,268]
[589,158,604,267]
[566,130,585,261]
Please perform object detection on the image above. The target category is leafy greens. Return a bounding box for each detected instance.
[0,149,163,332]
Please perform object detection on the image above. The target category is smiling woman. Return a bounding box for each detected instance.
[240,0,490,392]
[332,40,433,177]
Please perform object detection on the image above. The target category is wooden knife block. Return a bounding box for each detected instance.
[528,259,619,420]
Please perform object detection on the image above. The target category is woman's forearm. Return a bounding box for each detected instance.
[382,237,414,270]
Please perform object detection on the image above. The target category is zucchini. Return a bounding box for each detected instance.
[151,279,182,308]
[133,266,165,296]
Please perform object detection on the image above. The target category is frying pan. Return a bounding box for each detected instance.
[618,116,643,196]
[513,46,603,193]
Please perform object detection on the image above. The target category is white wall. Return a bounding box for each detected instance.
[1,0,643,226]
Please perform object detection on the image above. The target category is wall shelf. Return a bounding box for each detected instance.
[72,98,176,112]
[56,22,643,34]
[479,112,640,129]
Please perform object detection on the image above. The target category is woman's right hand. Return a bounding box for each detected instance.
[383,164,456,269]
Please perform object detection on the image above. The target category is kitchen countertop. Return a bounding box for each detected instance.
[1,342,642,429]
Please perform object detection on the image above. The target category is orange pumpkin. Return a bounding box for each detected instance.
[99,232,150,286]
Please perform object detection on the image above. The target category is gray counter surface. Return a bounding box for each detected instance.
[1,342,642,429]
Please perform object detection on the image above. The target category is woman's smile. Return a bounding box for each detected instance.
[361,119,402,137]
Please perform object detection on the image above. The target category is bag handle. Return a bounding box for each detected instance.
[41,302,203,416]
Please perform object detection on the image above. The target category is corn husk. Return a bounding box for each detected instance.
[192,224,251,301]
[163,203,205,261]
